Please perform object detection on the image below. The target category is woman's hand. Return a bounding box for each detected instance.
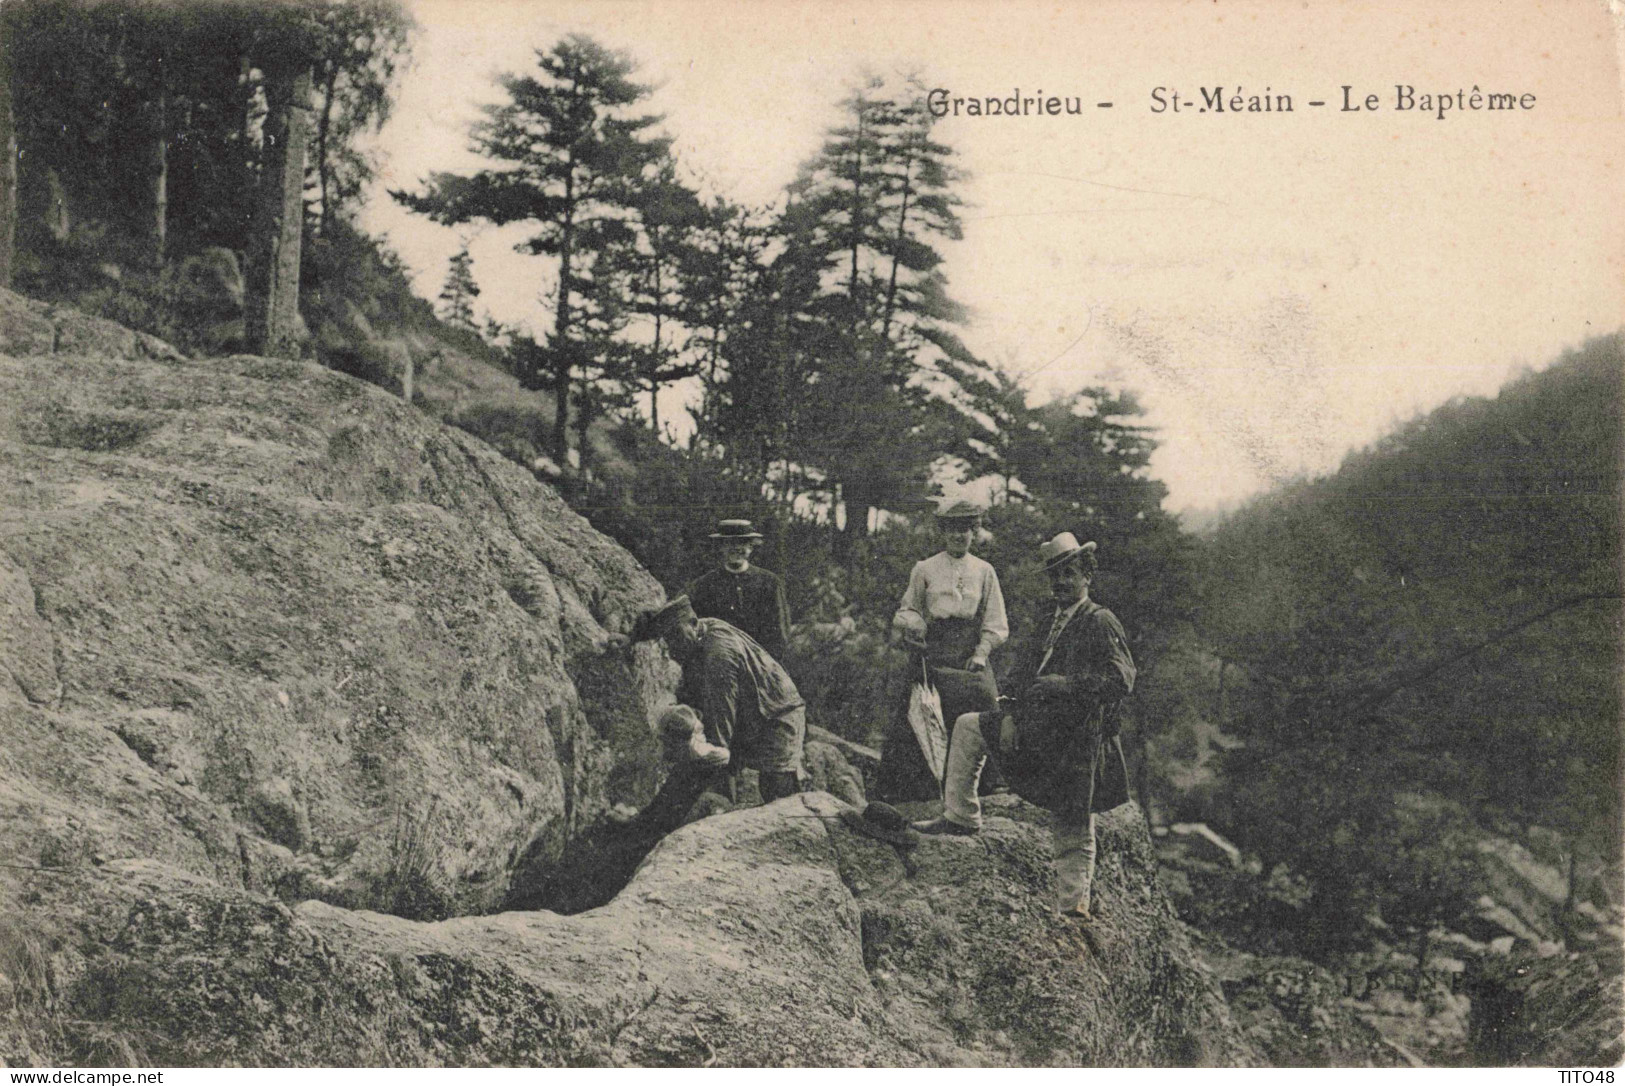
[966,652,988,673]
[892,631,926,652]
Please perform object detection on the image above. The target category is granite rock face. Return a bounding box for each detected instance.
[4,797,1262,1067]
[0,294,1264,1067]
[0,288,676,921]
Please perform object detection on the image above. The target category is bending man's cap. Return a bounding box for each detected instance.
[633,595,698,642]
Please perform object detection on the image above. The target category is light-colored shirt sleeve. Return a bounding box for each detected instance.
[975,563,1009,659]
[892,561,929,635]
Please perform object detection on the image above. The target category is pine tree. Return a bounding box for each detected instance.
[679,196,765,414]
[776,72,1000,542]
[307,0,415,236]
[391,34,669,467]
[595,159,707,432]
[436,245,479,331]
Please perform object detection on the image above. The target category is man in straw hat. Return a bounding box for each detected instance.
[633,595,806,803]
[687,519,791,661]
[914,532,1136,926]
[875,498,1010,801]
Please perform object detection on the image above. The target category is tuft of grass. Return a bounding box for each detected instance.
[0,923,163,1067]
[0,922,67,1062]
[371,798,454,922]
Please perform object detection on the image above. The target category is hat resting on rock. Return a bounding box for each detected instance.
[658,704,730,766]
[839,801,918,847]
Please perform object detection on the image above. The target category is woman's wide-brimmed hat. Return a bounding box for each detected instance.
[839,801,919,847]
[1039,532,1098,572]
[934,499,983,524]
[708,519,764,540]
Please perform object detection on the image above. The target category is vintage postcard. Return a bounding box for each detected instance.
[0,0,1619,1073]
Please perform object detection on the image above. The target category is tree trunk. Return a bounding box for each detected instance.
[650,254,664,432]
[316,65,337,237]
[838,471,878,551]
[147,87,168,268]
[574,383,592,476]
[549,197,575,468]
[0,28,15,291]
[237,55,256,239]
[245,60,314,359]
[1412,927,1430,997]
[834,482,874,559]
[881,153,913,342]
[847,100,866,335]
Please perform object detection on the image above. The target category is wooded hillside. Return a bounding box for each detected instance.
[1192,335,1622,947]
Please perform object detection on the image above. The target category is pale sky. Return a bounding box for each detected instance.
[362,0,1625,513]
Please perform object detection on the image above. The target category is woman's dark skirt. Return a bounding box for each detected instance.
[875,660,1002,802]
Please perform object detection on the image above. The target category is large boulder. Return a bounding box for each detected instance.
[3,795,1262,1067]
[1465,943,1625,1066]
[0,293,1356,1067]
[0,289,676,920]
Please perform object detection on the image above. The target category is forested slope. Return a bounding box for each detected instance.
[1197,334,1621,948]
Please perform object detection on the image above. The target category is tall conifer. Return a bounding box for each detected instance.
[392,34,669,466]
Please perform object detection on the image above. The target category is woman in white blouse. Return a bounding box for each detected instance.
[875,499,1010,801]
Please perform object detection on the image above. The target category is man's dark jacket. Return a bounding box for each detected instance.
[1001,598,1136,815]
[687,565,791,660]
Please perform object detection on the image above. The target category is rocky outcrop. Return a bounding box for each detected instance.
[1465,944,1625,1066]
[3,796,1259,1067]
[1187,930,1408,1067]
[0,294,1334,1067]
[0,289,675,921]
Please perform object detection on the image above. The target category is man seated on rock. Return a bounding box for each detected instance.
[914,533,1136,926]
[633,595,806,803]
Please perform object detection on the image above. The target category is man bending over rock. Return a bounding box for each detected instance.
[633,595,806,802]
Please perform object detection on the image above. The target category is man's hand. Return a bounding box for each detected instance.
[693,743,731,768]
[997,713,1019,756]
[1025,674,1070,702]
[966,652,989,673]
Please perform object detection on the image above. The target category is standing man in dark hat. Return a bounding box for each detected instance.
[875,498,1009,802]
[633,595,806,803]
[687,519,792,662]
[914,532,1135,926]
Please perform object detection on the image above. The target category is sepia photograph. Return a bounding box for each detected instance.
[0,0,1621,1071]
